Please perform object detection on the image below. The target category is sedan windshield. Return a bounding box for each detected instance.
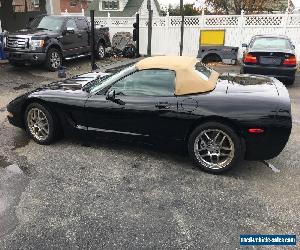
[251,37,292,50]
[29,16,64,31]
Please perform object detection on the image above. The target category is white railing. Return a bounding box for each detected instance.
[91,12,300,58]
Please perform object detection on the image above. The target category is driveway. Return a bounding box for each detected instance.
[0,60,299,249]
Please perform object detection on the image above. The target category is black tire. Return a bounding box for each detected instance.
[9,61,24,67]
[45,48,62,71]
[96,42,105,59]
[188,122,242,174]
[122,44,137,58]
[24,103,60,145]
[285,78,295,85]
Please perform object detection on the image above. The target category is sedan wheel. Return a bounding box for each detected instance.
[27,108,50,141]
[25,103,60,145]
[188,122,242,173]
[194,129,234,170]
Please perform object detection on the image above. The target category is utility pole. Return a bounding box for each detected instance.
[135,13,140,57]
[180,0,184,56]
[147,0,152,56]
[90,9,98,70]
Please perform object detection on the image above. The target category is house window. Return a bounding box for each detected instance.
[12,0,40,12]
[70,0,79,7]
[102,1,119,10]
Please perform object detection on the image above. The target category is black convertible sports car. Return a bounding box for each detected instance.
[7,56,292,173]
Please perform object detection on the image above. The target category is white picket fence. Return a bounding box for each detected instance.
[91,12,300,59]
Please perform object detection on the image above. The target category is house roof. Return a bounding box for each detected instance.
[136,56,219,96]
[86,0,160,17]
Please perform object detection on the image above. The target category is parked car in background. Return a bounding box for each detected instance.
[7,56,292,174]
[241,35,297,85]
[4,15,111,71]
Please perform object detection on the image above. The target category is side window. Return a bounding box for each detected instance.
[76,18,88,30]
[66,19,78,31]
[109,70,175,97]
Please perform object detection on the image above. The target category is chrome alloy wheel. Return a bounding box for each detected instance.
[49,51,61,69]
[27,108,50,141]
[98,45,105,58]
[194,129,235,170]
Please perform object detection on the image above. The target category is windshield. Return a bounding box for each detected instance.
[251,37,292,50]
[29,16,64,31]
[88,66,137,93]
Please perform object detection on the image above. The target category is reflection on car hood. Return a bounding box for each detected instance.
[52,72,110,90]
[220,73,279,96]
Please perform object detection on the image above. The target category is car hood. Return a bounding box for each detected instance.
[40,72,110,91]
[9,28,59,38]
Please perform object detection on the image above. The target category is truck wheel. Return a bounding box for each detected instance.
[45,48,62,71]
[96,42,105,59]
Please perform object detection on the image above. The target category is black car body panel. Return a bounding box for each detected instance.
[241,35,297,82]
[7,71,292,161]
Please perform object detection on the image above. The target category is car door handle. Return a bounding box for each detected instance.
[155,102,170,109]
[78,34,82,38]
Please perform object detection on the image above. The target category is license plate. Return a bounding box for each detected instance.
[260,57,281,65]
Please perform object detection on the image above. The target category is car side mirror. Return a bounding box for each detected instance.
[242,43,248,48]
[66,27,75,34]
[106,89,116,101]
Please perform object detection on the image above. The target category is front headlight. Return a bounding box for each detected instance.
[29,39,45,50]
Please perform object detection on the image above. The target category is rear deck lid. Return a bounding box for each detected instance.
[220,74,279,96]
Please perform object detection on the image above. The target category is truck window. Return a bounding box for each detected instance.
[66,19,78,31]
[76,18,89,31]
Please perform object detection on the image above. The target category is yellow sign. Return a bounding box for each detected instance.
[200,30,225,46]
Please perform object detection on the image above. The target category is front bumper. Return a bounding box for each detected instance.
[5,50,46,64]
[242,64,297,80]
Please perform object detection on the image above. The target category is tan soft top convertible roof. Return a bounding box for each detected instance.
[136,56,219,95]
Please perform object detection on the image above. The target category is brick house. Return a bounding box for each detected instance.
[60,0,89,13]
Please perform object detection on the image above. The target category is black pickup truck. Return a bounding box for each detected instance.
[4,15,111,71]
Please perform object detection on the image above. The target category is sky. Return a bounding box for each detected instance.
[158,0,300,9]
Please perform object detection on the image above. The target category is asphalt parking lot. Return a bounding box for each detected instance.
[0,59,299,249]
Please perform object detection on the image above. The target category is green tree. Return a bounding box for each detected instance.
[161,3,202,16]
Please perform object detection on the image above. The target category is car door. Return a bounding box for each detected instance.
[84,69,180,139]
[75,17,90,54]
[61,18,81,57]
